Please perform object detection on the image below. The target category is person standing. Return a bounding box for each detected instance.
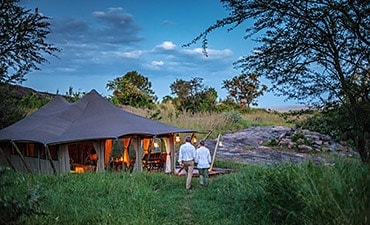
[195,139,211,187]
[178,136,196,190]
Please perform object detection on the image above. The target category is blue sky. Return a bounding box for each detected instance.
[20,0,296,108]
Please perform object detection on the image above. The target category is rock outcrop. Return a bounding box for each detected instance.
[206,126,357,166]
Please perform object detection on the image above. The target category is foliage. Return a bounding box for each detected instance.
[106,71,157,109]
[170,77,218,113]
[19,92,52,110]
[0,167,45,224]
[148,109,162,121]
[300,104,370,157]
[291,132,312,147]
[216,97,240,111]
[185,0,370,163]
[64,86,86,102]
[0,85,26,128]
[221,110,243,124]
[0,0,60,84]
[290,133,305,142]
[263,138,279,147]
[222,73,267,108]
[0,84,52,128]
[1,159,369,225]
[299,109,343,140]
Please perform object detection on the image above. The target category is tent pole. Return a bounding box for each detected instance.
[11,141,32,173]
[0,145,17,171]
[209,134,221,172]
[170,135,176,174]
[45,145,57,174]
[133,137,143,172]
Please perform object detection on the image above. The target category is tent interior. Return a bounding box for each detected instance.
[0,135,193,174]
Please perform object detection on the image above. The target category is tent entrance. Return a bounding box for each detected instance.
[68,141,97,173]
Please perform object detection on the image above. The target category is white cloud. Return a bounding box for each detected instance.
[144,60,165,70]
[208,48,233,56]
[59,67,76,72]
[156,41,176,50]
[182,48,232,58]
[115,50,144,59]
[151,60,164,66]
[182,48,204,55]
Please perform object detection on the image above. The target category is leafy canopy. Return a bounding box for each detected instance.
[106,71,157,108]
[170,77,218,113]
[185,0,370,163]
[222,73,267,108]
[186,0,369,106]
[0,0,60,84]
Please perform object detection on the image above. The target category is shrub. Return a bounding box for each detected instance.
[291,132,312,146]
[0,167,45,224]
[222,110,243,125]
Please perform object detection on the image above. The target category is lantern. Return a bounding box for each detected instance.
[175,134,181,144]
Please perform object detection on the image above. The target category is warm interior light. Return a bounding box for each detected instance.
[75,166,84,173]
[153,138,161,152]
[175,134,181,144]
[192,136,197,143]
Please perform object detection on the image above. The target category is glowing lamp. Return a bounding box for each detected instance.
[154,142,160,148]
[192,136,197,143]
[175,134,181,144]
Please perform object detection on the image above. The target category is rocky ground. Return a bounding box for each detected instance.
[205,126,358,166]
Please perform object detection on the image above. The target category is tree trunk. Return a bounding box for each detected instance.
[356,132,370,164]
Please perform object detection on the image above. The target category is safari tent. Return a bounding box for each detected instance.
[0,90,197,174]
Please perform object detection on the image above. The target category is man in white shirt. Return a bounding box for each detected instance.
[178,136,196,189]
[195,139,211,187]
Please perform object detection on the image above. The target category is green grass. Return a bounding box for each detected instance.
[1,158,369,225]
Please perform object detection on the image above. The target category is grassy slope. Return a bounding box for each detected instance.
[1,159,369,225]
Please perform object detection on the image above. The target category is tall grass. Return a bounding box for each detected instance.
[242,109,293,127]
[122,104,297,138]
[208,159,370,225]
[1,158,369,225]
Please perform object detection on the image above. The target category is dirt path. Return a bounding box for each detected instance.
[180,191,195,224]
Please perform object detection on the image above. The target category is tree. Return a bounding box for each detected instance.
[222,73,267,108]
[186,1,370,163]
[64,86,86,102]
[106,71,157,108]
[1,0,60,84]
[170,77,217,113]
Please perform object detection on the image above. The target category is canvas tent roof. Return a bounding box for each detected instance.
[0,90,197,145]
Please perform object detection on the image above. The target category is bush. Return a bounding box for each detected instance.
[0,167,45,224]
[222,110,243,125]
[291,132,312,146]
